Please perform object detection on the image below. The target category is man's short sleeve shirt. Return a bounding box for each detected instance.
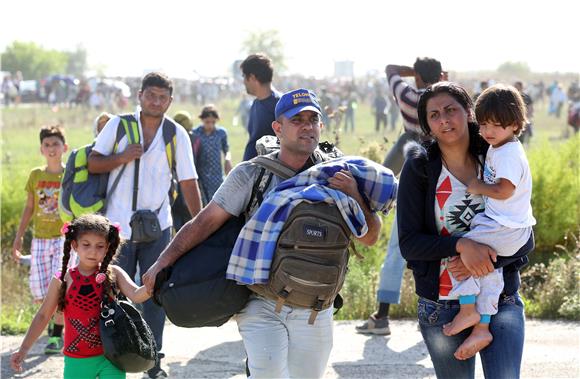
[93,111,197,239]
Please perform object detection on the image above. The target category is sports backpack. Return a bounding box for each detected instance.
[246,152,353,324]
[59,114,178,222]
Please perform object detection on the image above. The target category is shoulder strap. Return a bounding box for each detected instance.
[118,115,141,211]
[245,153,296,218]
[161,119,178,204]
[117,114,140,146]
[161,119,177,172]
[251,155,296,179]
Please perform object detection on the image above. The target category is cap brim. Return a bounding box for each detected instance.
[282,105,321,119]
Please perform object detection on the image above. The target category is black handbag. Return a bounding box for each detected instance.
[130,209,162,243]
[129,159,163,243]
[100,287,158,372]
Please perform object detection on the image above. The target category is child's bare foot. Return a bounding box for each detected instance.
[454,323,493,360]
[443,304,480,336]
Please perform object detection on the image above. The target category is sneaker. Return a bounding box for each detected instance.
[44,336,63,354]
[47,319,54,336]
[355,315,391,335]
[147,354,168,378]
[147,365,168,378]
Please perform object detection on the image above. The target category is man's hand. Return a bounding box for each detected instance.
[385,65,415,78]
[120,143,143,163]
[456,238,497,277]
[142,261,167,296]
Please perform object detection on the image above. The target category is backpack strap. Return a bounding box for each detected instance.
[244,153,296,219]
[251,155,296,179]
[117,114,140,145]
[161,119,178,204]
[118,114,178,208]
[118,115,141,211]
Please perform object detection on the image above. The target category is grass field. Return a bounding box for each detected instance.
[1,97,578,333]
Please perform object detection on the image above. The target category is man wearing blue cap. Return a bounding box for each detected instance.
[144,88,382,378]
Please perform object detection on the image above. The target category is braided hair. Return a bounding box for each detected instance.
[57,214,122,311]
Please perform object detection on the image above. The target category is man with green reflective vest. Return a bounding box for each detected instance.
[88,72,202,378]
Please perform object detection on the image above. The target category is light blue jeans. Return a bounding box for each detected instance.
[418,293,525,379]
[236,294,334,379]
[377,218,406,304]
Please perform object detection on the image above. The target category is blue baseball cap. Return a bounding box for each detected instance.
[275,88,322,120]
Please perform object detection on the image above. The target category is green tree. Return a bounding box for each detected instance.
[497,61,531,78]
[65,44,88,78]
[241,29,286,73]
[1,41,67,80]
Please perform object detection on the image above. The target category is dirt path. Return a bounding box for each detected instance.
[2,319,579,378]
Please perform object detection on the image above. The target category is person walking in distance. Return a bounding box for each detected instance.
[240,53,281,161]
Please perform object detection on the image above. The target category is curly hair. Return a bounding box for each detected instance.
[57,214,122,311]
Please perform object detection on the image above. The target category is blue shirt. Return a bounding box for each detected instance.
[242,91,281,161]
[192,125,229,204]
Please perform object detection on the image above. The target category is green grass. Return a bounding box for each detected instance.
[1,99,578,334]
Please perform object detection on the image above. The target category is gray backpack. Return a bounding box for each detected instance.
[246,149,353,324]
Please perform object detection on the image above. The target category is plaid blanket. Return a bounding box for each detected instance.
[227,156,398,285]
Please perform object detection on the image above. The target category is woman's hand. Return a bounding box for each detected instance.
[456,238,497,277]
[447,256,471,281]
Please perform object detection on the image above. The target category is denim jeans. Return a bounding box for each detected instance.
[418,293,525,379]
[117,228,170,351]
[236,294,333,378]
[377,218,406,304]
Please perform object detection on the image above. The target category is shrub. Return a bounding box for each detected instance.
[521,230,580,320]
[1,258,36,334]
[528,135,580,251]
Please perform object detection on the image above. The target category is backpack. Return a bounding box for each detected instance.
[188,129,202,167]
[246,151,353,324]
[59,114,177,222]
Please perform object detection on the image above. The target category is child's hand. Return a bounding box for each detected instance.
[328,170,359,199]
[488,249,497,263]
[12,240,23,263]
[466,178,482,195]
[10,349,26,373]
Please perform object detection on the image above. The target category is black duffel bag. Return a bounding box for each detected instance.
[153,216,251,327]
[100,293,157,372]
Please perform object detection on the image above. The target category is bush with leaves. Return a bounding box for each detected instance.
[521,230,580,320]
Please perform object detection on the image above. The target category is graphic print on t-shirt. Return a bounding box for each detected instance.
[435,167,484,298]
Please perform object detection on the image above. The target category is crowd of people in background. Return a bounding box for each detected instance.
[2,69,579,138]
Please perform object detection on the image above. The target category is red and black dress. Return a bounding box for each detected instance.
[63,267,104,358]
